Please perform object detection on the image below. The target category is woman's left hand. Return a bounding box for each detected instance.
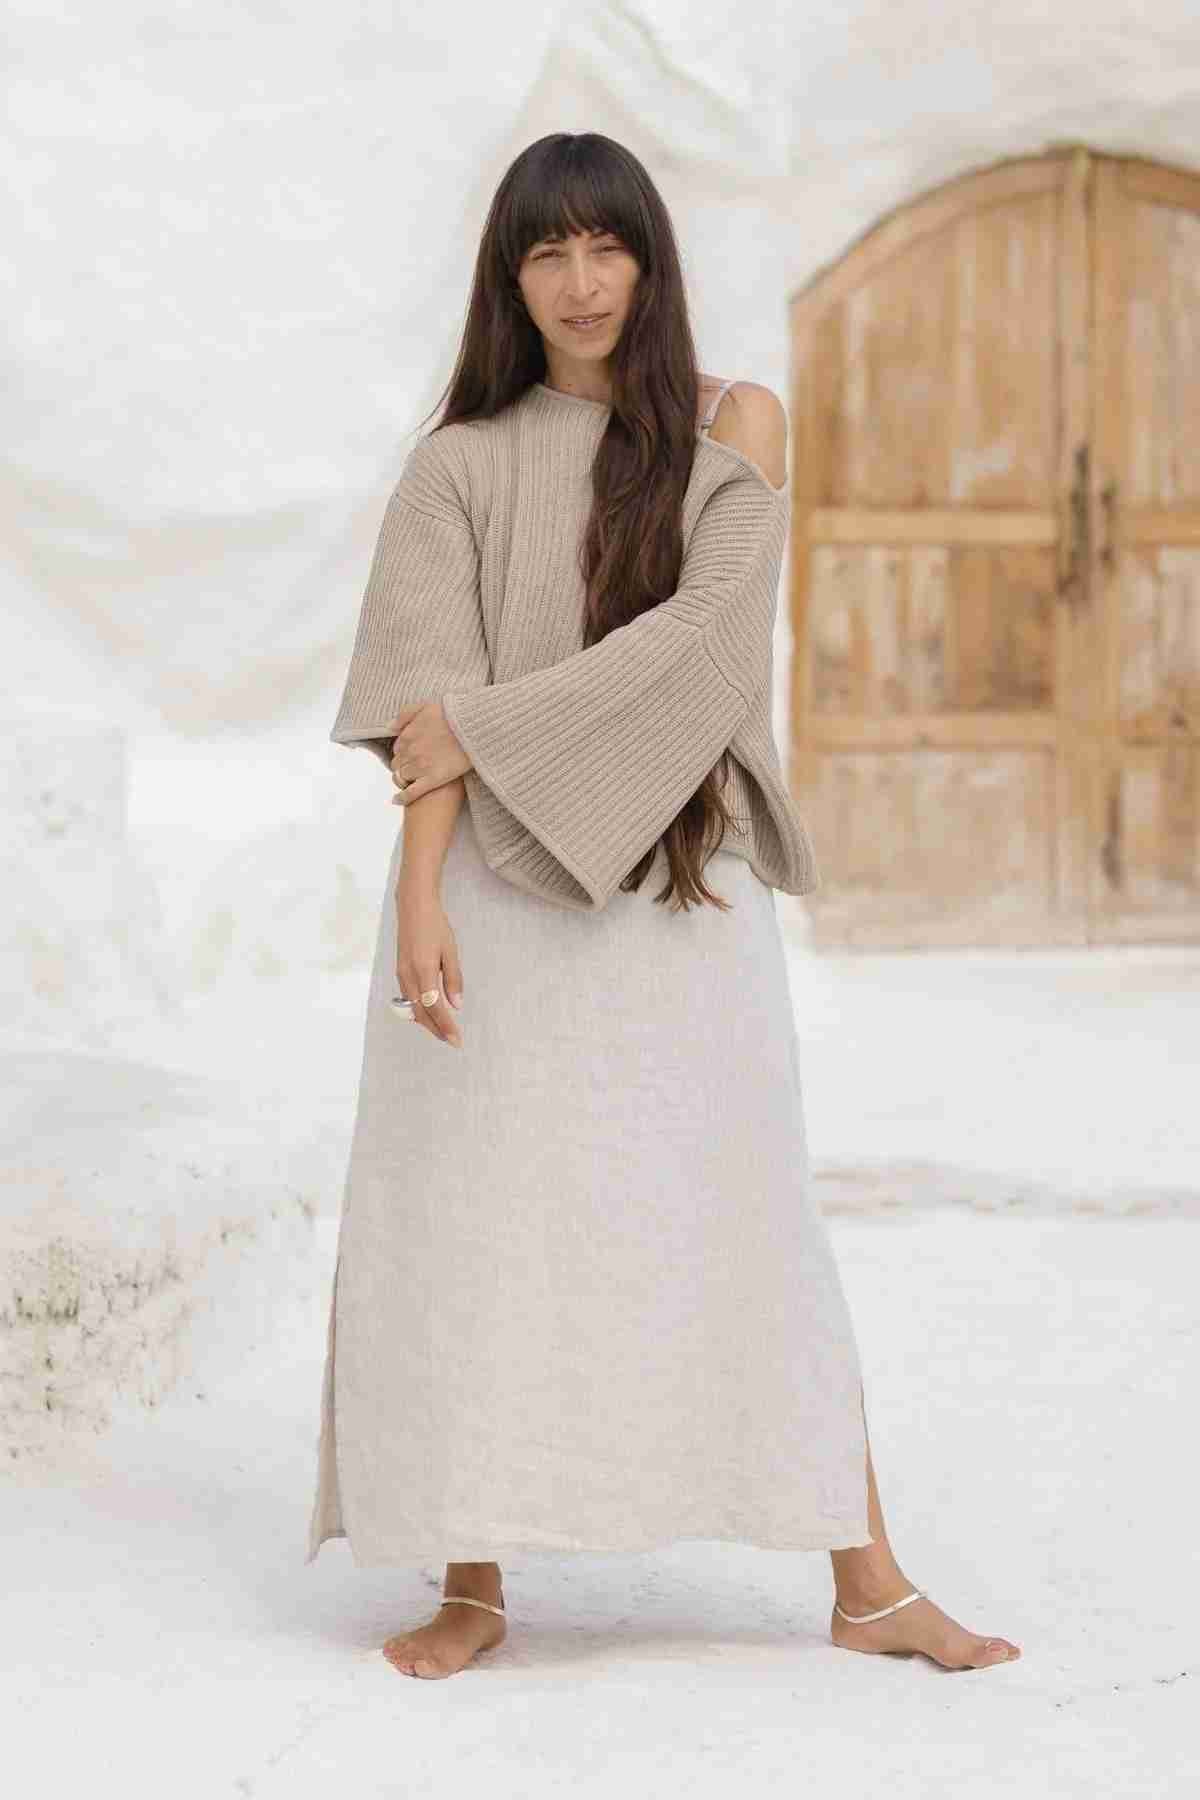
[387,701,473,806]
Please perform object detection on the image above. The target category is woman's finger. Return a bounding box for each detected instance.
[415,971,461,1049]
[443,944,464,1010]
[389,746,418,793]
[430,995,462,1048]
[405,989,440,1043]
[391,777,431,806]
[395,954,433,1039]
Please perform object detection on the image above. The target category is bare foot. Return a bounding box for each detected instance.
[382,1597,506,1679]
[830,1580,1021,1671]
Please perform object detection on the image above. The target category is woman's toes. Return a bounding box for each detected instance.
[971,1638,1018,1667]
[381,1607,504,1679]
[382,1636,430,1677]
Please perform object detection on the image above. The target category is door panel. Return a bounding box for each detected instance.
[808,748,1055,947]
[790,148,1200,946]
[791,154,1076,944]
[1092,158,1200,940]
[808,545,1056,718]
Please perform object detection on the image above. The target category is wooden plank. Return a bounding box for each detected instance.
[1097,744,1200,912]
[803,748,1055,926]
[810,916,1092,949]
[1116,154,1200,213]
[807,542,1055,718]
[951,192,1058,505]
[1120,200,1200,507]
[1055,146,1096,923]
[789,152,1064,334]
[787,324,820,807]
[909,548,947,711]
[949,545,1055,712]
[1117,546,1200,735]
[807,508,1055,545]
[807,713,1057,749]
[1087,916,1200,944]
[1089,156,1126,931]
[1091,155,1200,933]
[1120,721,1200,742]
[1124,512,1200,545]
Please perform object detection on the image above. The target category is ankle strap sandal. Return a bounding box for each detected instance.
[440,1594,506,1618]
[833,1588,926,1624]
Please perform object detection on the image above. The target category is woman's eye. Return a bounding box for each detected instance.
[530,241,621,262]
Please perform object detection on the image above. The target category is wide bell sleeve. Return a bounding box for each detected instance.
[441,459,790,912]
[328,432,492,769]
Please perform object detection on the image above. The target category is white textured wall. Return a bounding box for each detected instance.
[4,2,1200,1442]
[7,2,1200,1003]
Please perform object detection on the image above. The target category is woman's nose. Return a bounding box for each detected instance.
[563,258,599,300]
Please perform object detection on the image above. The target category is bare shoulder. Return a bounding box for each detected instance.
[705,381,788,490]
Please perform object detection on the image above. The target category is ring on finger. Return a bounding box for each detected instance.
[418,987,440,1008]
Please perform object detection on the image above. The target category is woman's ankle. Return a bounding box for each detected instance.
[443,1561,504,1605]
[829,1542,912,1608]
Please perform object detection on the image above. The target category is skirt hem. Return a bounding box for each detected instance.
[305,1517,877,1566]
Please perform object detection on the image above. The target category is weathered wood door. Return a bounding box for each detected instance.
[788,148,1200,947]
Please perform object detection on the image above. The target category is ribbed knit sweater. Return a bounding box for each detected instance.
[329,379,819,912]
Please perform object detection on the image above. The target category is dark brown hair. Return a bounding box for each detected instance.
[423,131,739,913]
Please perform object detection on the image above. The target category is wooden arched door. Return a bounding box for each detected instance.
[788,148,1200,947]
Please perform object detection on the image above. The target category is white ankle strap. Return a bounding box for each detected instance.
[834,1589,926,1624]
[441,1594,505,1618]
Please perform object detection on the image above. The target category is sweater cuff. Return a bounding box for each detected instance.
[442,622,747,910]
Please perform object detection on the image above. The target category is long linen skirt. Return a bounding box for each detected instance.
[307,803,873,1565]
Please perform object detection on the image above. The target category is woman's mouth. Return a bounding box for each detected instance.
[563,313,609,332]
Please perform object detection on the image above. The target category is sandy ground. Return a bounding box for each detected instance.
[3,943,1198,1797]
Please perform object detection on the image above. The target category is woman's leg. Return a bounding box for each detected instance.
[382,1561,507,1679]
[829,1389,1021,1669]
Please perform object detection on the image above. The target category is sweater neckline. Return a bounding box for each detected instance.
[533,380,611,412]
[529,379,788,498]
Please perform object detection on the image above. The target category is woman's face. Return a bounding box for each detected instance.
[517,226,639,373]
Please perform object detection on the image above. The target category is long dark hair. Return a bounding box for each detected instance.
[422,131,739,913]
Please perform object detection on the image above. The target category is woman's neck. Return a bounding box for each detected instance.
[539,355,614,407]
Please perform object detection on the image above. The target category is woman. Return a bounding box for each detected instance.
[308,132,1021,1680]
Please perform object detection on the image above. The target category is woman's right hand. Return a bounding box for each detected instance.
[394,870,464,1050]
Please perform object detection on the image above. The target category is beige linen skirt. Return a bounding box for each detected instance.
[307,803,872,1565]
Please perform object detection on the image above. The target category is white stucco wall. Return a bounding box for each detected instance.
[4,3,1199,1440]
[7,2,1200,1000]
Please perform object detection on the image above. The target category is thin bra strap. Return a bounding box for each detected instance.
[699,378,737,433]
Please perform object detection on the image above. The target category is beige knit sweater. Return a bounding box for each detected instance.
[329,380,819,911]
